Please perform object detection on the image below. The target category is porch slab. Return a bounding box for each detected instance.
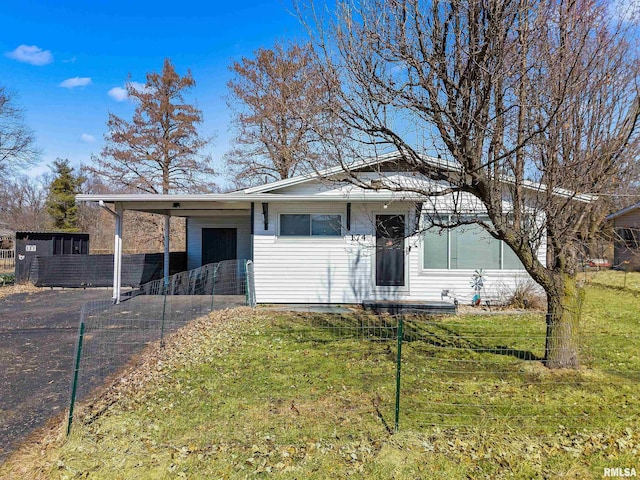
[361,300,457,315]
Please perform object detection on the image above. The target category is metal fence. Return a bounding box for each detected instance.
[278,311,639,433]
[67,259,255,434]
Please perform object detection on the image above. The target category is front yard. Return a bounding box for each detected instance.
[1,274,639,479]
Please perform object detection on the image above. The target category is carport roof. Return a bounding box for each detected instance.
[76,191,427,215]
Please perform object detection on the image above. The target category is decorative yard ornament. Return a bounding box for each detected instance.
[470,269,486,306]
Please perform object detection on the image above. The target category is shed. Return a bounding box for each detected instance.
[15,232,90,283]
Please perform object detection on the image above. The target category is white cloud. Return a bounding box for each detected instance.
[5,44,53,66]
[80,133,96,143]
[108,86,128,102]
[108,81,153,102]
[128,81,152,94]
[59,76,92,88]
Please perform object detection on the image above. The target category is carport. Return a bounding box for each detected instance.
[77,194,259,303]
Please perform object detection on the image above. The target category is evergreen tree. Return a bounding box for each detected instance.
[46,159,83,231]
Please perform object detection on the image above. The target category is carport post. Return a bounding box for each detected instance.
[114,202,123,304]
[163,215,170,279]
[99,200,123,304]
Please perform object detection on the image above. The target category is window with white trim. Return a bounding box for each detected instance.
[423,217,525,270]
[279,214,342,236]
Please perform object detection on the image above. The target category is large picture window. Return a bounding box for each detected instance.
[280,214,342,236]
[423,217,525,270]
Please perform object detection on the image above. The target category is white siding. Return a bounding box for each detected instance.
[253,201,546,304]
[254,202,373,303]
[187,215,252,270]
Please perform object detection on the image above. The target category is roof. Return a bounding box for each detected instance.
[606,202,640,221]
[241,151,460,194]
[77,151,595,209]
[76,191,426,204]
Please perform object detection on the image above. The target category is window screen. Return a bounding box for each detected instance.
[280,214,310,236]
[423,228,448,269]
[311,215,341,236]
[280,214,342,236]
[423,216,526,270]
[503,245,525,270]
[451,223,500,269]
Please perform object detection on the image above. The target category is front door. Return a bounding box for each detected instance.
[202,228,237,265]
[376,215,405,287]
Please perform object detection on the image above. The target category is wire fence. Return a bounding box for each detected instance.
[277,311,639,433]
[67,259,255,434]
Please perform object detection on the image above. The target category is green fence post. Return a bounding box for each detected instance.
[67,321,85,436]
[394,315,404,433]
[210,264,219,311]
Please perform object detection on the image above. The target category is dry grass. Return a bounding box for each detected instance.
[0,283,42,300]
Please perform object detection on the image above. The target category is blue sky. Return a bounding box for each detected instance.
[1,0,306,182]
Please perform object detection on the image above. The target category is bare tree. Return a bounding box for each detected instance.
[78,172,187,254]
[0,175,49,231]
[303,0,640,368]
[0,85,39,176]
[87,58,216,194]
[225,41,341,187]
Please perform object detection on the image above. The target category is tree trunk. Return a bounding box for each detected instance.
[544,274,584,369]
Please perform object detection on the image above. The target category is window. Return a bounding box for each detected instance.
[280,214,342,236]
[618,228,640,249]
[423,217,525,270]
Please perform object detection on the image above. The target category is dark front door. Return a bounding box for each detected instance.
[376,215,405,287]
[202,228,237,265]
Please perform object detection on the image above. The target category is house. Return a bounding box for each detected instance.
[0,222,14,249]
[0,222,15,270]
[607,203,640,270]
[77,153,547,305]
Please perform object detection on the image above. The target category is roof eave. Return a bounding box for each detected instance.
[606,202,640,220]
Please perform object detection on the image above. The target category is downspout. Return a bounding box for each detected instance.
[99,200,123,304]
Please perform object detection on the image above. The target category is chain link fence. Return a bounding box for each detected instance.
[67,259,255,434]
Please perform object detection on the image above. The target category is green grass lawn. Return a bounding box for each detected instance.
[2,276,639,479]
[585,269,640,293]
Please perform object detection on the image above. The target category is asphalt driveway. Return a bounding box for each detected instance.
[0,288,247,464]
[0,288,113,463]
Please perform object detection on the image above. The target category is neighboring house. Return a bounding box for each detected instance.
[0,222,14,250]
[0,222,15,269]
[607,203,640,270]
[78,154,547,305]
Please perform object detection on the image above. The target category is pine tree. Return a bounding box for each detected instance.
[46,159,83,231]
